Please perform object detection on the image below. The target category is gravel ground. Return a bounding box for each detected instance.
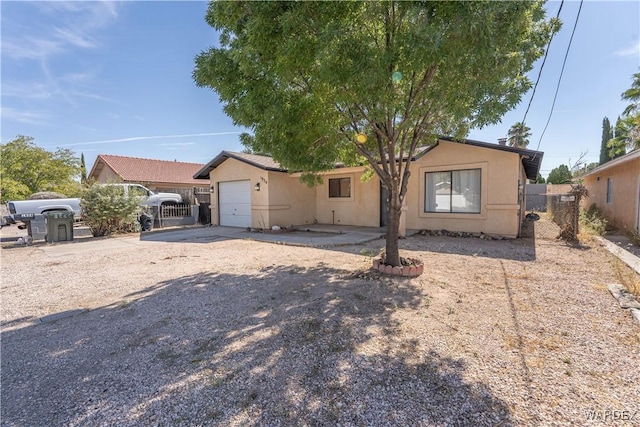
[1,225,639,426]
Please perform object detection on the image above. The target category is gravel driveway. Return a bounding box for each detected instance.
[1,229,639,426]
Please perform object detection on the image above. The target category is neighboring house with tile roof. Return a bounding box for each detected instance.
[88,155,206,194]
[194,138,544,238]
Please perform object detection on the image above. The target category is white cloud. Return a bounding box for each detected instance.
[615,41,640,57]
[1,38,64,61]
[2,2,119,61]
[59,132,243,147]
[53,27,99,50]
[1,82,59,100]
[1,2,122,111]
[1,107,52,125]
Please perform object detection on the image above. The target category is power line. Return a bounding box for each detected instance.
[534,0,584,152]
[521,1,564,127]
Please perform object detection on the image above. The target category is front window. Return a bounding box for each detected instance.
[606,178,613,204]
[425,169,481,213]
[329,177,351,198]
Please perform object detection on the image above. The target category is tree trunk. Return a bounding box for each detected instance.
[384,187,402,266]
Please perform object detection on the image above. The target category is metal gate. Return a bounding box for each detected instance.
[194,186,211,225]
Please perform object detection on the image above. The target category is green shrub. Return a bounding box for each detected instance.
[81,184,141,236]
[579,203,608,236]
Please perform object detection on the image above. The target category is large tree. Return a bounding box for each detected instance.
[194,1,558,266]
[546,164,572,184]
[507,122,532,148]
[0,135,81,202]
[599,117,613,164]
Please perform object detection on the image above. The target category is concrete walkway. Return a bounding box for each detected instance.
[182,224,394,247]
[597,235,640,275]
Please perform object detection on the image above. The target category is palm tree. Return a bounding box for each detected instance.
[507,122,531,148]
[613,72,640,153]
[608,115,640,156]
[621,72,640,117]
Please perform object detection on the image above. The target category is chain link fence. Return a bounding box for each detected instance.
[523,184,587,241]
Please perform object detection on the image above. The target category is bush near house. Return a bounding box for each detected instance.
[580,203,608,236]
[81,184,141,237]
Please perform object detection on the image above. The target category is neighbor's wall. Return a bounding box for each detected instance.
[406,140,522,238]
[582,157,640,232]
[313,167,381,227]
[92,167,120,183]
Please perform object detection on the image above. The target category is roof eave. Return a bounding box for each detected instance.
[193,151,287,179]
[582,149,640,178]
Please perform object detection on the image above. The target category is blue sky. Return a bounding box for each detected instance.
[1,1,639,178]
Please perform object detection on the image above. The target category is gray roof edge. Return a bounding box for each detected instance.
[193,151,287,179]
[434,137,543,180]
[582,149,640,178]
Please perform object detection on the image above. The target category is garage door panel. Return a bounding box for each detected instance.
[219,180,251,227]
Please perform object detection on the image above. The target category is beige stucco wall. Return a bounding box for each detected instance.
[265,172,316,227]
[405,140,523,238]
[208,159,263,227]
[93,167,120,183]
[207,140,529,237]
[582,157,640,232]
[208,158,316,228]
[314,167,381,227]
[546,184,573,195]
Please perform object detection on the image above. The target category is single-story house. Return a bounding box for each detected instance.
[581,149,640,233]
[88,154,206,195]
[193,138,543,238]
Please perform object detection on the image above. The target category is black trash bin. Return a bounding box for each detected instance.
[139,212,153,232]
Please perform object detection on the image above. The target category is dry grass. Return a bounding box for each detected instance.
[611,258,640,298]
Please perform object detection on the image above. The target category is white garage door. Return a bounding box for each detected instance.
[219,180,251,227]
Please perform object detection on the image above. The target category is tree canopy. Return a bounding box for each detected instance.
[507,122,531,148]
[0,135,82,203]
[546,164,572,184]
[607,73,640,156]
[194,1,559,266]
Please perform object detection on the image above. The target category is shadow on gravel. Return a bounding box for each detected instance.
[332,234,537,263]
[1,264,513,426]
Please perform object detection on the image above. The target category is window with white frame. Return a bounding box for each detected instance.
[425,169,481,213]
[606,178,613,204]
[329,177,351,198]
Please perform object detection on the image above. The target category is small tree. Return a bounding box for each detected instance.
[547,164,572,184]
[507,122,532,148]
[80,153,88,185]
[81,184,141,237]
[599,117,613,164]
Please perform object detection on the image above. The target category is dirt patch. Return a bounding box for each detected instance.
[1,231,639,426]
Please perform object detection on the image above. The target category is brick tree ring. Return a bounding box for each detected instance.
[372,256,424,277]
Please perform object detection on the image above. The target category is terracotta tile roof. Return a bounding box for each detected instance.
[90,154,206,185]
